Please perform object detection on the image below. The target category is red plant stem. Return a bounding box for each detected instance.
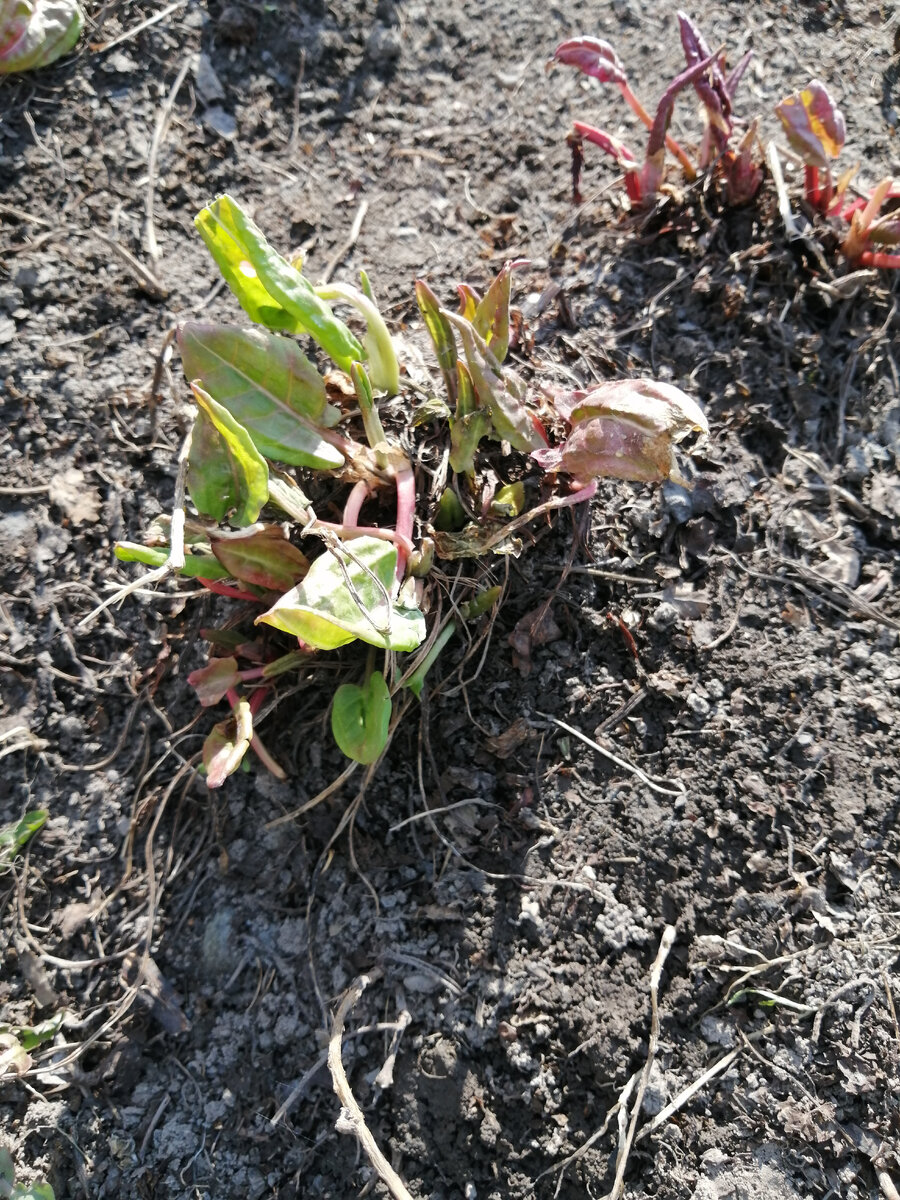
[804,164,820,209]
[343,480,369,527]
[198,578,268,603]
[857,250,900,269]
[618,81,696,180]
[393,465,416,581]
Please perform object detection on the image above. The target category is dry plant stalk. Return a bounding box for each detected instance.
[327,969,415,1200]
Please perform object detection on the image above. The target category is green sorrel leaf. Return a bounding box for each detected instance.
[178,323,345,471]
[331,671,391,764]
[256,536,426,651]
[187,383,269,526]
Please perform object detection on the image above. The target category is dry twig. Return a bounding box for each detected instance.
[327,969,415,1200]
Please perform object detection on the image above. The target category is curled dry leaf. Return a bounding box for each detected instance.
[534,379,709,486]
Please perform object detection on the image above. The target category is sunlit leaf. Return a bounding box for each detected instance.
[775,80,846,168]
[473,260,525,363]
[256,536,426,652]
[194,195,364,369]
[0,0,83,75]
[178,323,344,470]
[114,542,231,580]
[211,526,309,590]
[490,481,525,517]
[187,383,269,526]
[331,671,391,764]
[457,284,480,322]
[534,379,708,485]
[15,1012,63,1053]
[0,1033,31,1078]
[415,279,458,403]
[451,317,545,452]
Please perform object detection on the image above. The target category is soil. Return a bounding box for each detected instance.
[2,2,900,1198]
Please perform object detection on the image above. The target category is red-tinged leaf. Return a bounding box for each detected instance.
[572,121,638,170]
[473,260,527,365]
[534,379,708,486]
[724,121,763,206]
[646,49,720,164]
[189,657,241,706]
[775,80,845,169]
[0,0,83,75]
[549,36,627,87]
[676,11,730,126]
[211,525,309,591]
[450,317,545,452]
[457,284,480,322]
[203,699,252,788]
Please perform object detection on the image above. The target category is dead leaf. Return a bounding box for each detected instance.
[48,468,101,525]
[484,717,533,759]
[509,603,561,676]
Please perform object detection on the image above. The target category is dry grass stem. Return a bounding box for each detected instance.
[327,970,415,1200]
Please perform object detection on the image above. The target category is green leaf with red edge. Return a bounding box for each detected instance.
[331,671,391,764]
[451,316,545,452]
[211,526,309,591]
[189,657,242,706]
[187,383,269,526]
[415,279,458,404]
[114,542,231,580]
[178,322,344,471]
[457,284,480,322]
[472,260,524,364]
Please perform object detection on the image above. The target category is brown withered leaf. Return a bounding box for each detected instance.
[484,717,534,759]
[509,603,561,676]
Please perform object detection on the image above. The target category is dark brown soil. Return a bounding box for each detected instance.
[2,2,899,1198]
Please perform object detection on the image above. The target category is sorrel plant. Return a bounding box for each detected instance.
[114,196,708,787]
[549,12,761,207]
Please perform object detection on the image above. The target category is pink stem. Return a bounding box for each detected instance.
[857,251,900,269]
[342,480,370,527]
[314,519,414,553]
[198,578,268,603]
[393,466,416,581]
[618,82,696,180]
